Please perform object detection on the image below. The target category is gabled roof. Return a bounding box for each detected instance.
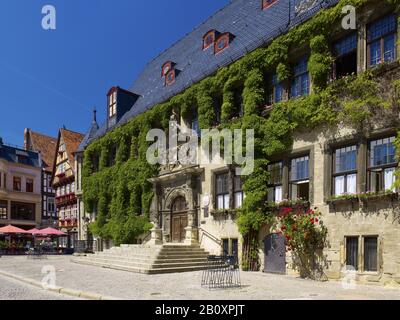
[50,128,84,184]
[60,129,84,165]
[79,0,339,151]
[25,129,57,172]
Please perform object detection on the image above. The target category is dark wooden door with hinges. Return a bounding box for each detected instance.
[171,197,188,243]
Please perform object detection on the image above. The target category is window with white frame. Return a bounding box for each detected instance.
[333,145,357,195]
[233,176,244,209]
[267,162,283,203]
[290,156,310,201]
[0,200,7,219]
[368,137,397,192]
[216,173,230,210]
[109,91,117,118]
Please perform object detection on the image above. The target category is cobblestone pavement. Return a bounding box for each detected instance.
[0,273,78,300]
[0,256,399,300]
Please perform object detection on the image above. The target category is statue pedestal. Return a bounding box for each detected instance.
[184,226,199,245]
[147,227,163,245]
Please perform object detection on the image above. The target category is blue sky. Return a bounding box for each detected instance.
[0,0,228,146]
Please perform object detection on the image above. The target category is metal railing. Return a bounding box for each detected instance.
[201,255,241,290]
[199,228,223,248]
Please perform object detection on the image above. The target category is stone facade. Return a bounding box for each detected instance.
[76,1,400,286]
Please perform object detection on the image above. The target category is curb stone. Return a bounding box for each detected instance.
[0,269,119,300]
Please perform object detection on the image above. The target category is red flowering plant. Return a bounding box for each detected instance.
[277,206,328,280]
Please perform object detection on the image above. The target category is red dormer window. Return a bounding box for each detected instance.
[262,0,278,10]
[161,61,174,77]
[165,69,176,86]
[203,30,219,50]
[214,33,230,54]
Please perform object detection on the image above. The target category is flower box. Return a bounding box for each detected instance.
[326,196,359,206]
[266,199,310,213]
[359,192,398,203]
[210,209,237,219]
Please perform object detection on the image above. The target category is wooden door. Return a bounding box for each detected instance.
[171,214,188,242]
[171,197,188,243]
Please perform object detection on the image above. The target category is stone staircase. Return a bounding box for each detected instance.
[71,244,210,274]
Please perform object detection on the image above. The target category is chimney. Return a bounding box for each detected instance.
[24,128,30,150]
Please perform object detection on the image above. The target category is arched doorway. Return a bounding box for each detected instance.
[171,196,188,243]
[264,233,286,274]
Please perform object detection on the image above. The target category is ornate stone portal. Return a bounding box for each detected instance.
[148,165,203,245]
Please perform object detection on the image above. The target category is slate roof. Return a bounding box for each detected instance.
[78,119,99,154]
[0,143,41,168]
[26,130,58,172]
[78,0,339,151]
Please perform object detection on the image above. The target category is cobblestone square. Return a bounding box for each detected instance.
[0,256,399,300]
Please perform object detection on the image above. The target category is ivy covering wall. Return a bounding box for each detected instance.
[83,0,400,263]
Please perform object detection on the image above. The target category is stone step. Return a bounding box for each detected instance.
[72,243,211,274]
[100,249,208,256]
[81,257,207,268]
[72,258,209,275]
[88,254,208,264]
[95,252,209,260]
[72,258,209,273]
[77,256,208,269]
[162,245,201,248]
[72,258,152,274]
[108,249,162,255]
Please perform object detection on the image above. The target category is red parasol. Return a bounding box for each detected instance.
[27,228,42,235]
[39,227,67,236]
[0,225,31,234]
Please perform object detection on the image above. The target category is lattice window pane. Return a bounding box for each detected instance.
[368,14,397,42]
[334,33,358,57]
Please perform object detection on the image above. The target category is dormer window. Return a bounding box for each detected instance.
[161,61,174,77]
[109,91,117,118]
[165,69,176,86]
[203,30,219,50]
[262,0,278,10]
[162,61,178,86]
[215,33,230,54]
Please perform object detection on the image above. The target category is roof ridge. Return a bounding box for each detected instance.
[31,130,57,141]
[60,128,85,137]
